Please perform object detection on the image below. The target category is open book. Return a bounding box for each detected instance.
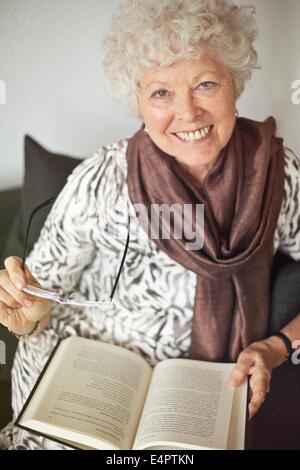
[16,336,248,450]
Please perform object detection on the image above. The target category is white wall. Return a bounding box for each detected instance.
[0,0,299,190]
[236,0,300,156]
[0,0,138,190]
[276,0,300,155]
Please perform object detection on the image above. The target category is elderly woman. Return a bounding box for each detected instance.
[0,0,300,450]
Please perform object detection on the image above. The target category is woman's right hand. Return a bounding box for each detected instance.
[0,256,53,336]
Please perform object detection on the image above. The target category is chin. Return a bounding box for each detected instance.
[175,151,218,167]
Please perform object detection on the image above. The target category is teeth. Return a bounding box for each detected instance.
[176,126,211,141]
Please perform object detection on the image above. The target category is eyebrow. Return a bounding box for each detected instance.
[192,71,222,81]
[145,80,169,91]
[145,71,222,91]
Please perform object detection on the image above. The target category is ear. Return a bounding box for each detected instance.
[233,83,241,102]
[134,110,143,121]
[134,95,144,121]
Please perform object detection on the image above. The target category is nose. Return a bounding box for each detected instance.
[174,92,204,122]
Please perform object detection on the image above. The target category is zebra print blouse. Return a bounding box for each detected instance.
[1,140,299,450]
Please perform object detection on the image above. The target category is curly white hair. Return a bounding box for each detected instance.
[101,0,259,116]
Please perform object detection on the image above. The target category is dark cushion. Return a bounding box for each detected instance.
[0,212,24,268]
[246,361,300,450]
[0,188,21,255]
[269,251,300,333]
[1,135,83,267]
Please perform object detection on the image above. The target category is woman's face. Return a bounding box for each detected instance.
[137,55,237,170]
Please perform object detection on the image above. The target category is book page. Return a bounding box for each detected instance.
[19,337,152,450]
[133,358,235,450]
[145,381,248,451]
[226,378,248,450]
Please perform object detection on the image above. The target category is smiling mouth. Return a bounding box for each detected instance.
[172,125,213,143]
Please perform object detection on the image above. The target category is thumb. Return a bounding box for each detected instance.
[228,352,253,387]
[23,265,42,288]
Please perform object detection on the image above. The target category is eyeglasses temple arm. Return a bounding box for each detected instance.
[21,197,55,270]
[109,220,130,301]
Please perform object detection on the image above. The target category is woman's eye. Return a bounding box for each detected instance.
[151,89,169,99]
[197,81,216,90]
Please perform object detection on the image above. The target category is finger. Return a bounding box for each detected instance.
[4,256,27,289]
[0,300,10,326]
[0,273,35,308]
[23,265,41,287]
[229,352,254,386]
[0,286,23,310]
[249,368,271,396]
[248,369,271,419]
[248,391,266,420]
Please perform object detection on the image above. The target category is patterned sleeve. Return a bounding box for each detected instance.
[275,147,300,260]
[25,148,111,294]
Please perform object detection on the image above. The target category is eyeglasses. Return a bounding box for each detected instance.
[21,197,130,307]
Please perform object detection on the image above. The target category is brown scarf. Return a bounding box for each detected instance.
[126,117,285,362]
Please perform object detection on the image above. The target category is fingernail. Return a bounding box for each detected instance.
[229,377,239,387]
[24,299,33,308]
[15,280,24,289]
[6,307,14,315]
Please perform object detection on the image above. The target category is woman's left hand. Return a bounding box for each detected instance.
[228,336,288,420]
